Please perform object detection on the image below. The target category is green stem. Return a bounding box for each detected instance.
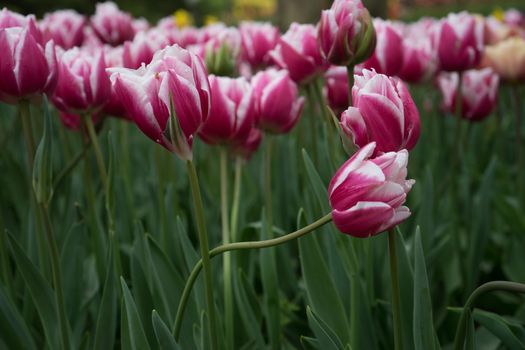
[52,144,90,192]
[264,137,273,234]
[230,156,243,243]
[512,86,523,197]
[347,65,355,105]
[154,146,168,249]
[305,85,319,165]
[453,281,525,350]
[173,213,333,338]
[186,159,218,349]
[388,229,403,350]
[220,148,233,349]
[84,116,109,191]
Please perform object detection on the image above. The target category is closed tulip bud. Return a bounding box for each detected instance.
[40,10,85,49]
[232,128,262,160]
[482,37,525,83]
[270,23,327,84]
[239,21,280,68]
[324,66,349,114]
[363,19,403,76]
[0,8,28,29]
[344,69,420,154]
[318,0,376,66]
[437,68,499,122]
[112,44,211,160]
[436,12,484,72]
[328,142,414,237]
[199,75,256,145]
[90,1,135,46]
[52,48,111,114]
[398,35,438,83]
[252,68,305,134]
[0,16,57,104]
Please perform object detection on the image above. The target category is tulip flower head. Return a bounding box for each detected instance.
[398,34,438,83]
[202,27,241,76]
[122,29,168,69]
[342,69,420,155]
[328,142,414,238]
[270,23,327,84]
[318,0,376,66]
[0,16,57,104]
[437,68,499,121]
[90,2,135,46]
[239,21,280,69]
[482,37,525,83]
[324,66,349,114]
[199,75,256,145]
[40,10,85,49]
[363,19,403,76]
[251,68,305,134]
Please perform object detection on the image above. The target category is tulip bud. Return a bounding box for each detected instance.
[363,19,403,76]
[239,21,280,69]
[40,10,85,49]
[269,23,327,84]
[199,75,256,145]
[398,35,438,83]
[437,68,499,122]
[252,68,305,134]
[344,69,420,155]
[328,142,414,237]
[318,0,376,67]
[90,1,135,46]
[0,16,57,104]
[482,37,525,83]
[436,12,484,72]
[324,66,349,115]
[52,48,111,114]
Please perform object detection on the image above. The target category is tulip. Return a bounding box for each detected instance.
[239,21,279,68]
[363,19,403,76]
[112,44,211,159]
[232,128,262,160]
[81,26,104,49]
[90,1,135,46]
[328,142,414,237]
[40,10,85,49]
[0,8,28,29]
[504,9,525,28]
[199,75,256,145]
[251,68,305,134]
[318,0,376,66]
[122,30,167,69]
[482,37,525,83]
[437,68,499,121]
[132,18,149,33]
[269,23,327,84]
[0,16,57,103]
[324,66,349,114]
[398,35,438,83]
[483,16,513,45]
[436,12,484,72]
[51,48,111,114]
[344,69,420,154]
[202,27,241,76]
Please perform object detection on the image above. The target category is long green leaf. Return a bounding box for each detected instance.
[0,285,37,350]
[474,309,525,350]
[152,310,181,350]
[306,306,345,350]
[120,278,151,350]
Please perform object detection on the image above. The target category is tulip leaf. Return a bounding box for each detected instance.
[473,309,525,350]
[301,149,330,213]
[306,305,345,350]
[300,336,319,350]
[0,285,37,350]
[152,310,181,350]
[32,96,53,205]
[465,309,476,350]
[120,277,152,350]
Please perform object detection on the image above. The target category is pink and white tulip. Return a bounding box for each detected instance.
[437,68,499,121]
[252,68,305,134]
[363,19,403,76]
[324,66,349,114]
[90,2,135,46]
[199,75,256,145]
[328,142,414,238]
[398,34,438,83]
[0,8,27,29]
[239,21,279,68]
[40,10,85,49]
[122,29,167,69]
[342,69,420,154]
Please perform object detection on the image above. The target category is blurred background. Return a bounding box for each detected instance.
[4,0,525,27]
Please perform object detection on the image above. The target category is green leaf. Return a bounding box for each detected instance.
[306,306,345,350]
[473,309,525,350]
[301,149,329,213]
[413,227,437,350]
[465,309,476,350]
[32,96,53,205]
[300,336,320,350]
[120,277,152,350]
[152,310,181,350]
[0,285,37,350]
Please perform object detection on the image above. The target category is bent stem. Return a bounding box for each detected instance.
[186,159,218,349]
[388,229,403,350]
[220,148,233,349]
[453,281,525,350]
[172,212,333,339]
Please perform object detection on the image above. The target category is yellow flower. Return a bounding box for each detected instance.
[173,9,193,28]
[491,8,504,22]
[204,15,218,26]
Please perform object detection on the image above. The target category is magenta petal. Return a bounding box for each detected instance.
[14,28,49,97]
[332,201,395,238]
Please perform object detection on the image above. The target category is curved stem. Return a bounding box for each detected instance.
[186,159,218,349]
[220,148,233,349]
[388,229,403,350]
[172,213,333,339]
[230,156,243,243]
[453,281,525,350]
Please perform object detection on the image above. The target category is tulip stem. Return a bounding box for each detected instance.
[172,212,333,339]
[84,116,109,192]
[388,229,403,350]
[220,148,234,349]
[230,156,243,243]
[52,143,90,192]
[185,159,218,349]
[347,65,355,104]
[453,281,525,350]
[512,86,523,197]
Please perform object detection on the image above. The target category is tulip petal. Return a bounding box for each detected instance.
[332,201,394,238]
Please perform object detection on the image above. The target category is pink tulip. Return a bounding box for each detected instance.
[437,68,499,121]
[232,128,262,160]
[252,68,305,133]
[90,2,135,46]
[132,18,150,33]
[343,69,420,154]
[436,12,484,72]
[363,19,403,76]
[81,26,104,49]
[0,8,28,29]
[398,35,438,83]
[318,0,376,66]
[504,9,525,28]
[199,75,256,145]
[111,44,211,159]
[324,66,349,114]
[201,27,241,76]
[239,21,279,68]
[328,142,414,238]
[51,48,111,114]
[122,30,167,69]
[269,23,327,84]
[0,16,57,103]
[40,10,85,49]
